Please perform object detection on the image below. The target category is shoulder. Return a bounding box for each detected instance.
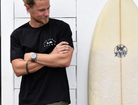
[11,22,29,37]
[15,22,29,32]
[49,18,69,27]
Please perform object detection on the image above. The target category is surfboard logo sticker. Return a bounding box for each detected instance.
[114,44,128,58]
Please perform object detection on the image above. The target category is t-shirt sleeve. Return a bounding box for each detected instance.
[58,23,74,48]
[10,31,24,62]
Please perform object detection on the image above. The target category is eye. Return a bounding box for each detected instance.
[39,9,45,12]
[47,6,50,10]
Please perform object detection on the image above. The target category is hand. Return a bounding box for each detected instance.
[24,52,33,61]
[51,41,71,54]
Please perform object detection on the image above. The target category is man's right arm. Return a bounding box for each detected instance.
[12,59,44,77]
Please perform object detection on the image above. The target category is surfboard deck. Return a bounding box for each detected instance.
[88,0,138,105]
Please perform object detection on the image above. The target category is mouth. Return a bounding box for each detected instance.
[42,16,49,19]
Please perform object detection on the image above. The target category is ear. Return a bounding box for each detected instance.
[25,5,31,13]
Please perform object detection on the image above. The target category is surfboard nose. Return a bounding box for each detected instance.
[88,0,138,105]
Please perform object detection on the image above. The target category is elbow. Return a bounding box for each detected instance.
[61,63,70,67]
[64,61,71,67]
[14,69,22,77]
[13,67,22,77]
[59,60,71,67]
[58,53,73,67]
[16,74,21,77]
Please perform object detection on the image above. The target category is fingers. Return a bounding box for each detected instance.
[58,41,69,46]
[24,52,33,61]
[59,45,71,54]
[56,42,71,54]
[51,41,71,54]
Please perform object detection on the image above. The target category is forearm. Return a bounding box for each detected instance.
[36,48,73,68]
[12,59,44,77]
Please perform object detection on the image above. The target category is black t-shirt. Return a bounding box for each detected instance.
[10,18,74,105]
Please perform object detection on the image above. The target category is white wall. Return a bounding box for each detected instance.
[1,0,138,105]
[1,0,14,105]
[77,0,108,104]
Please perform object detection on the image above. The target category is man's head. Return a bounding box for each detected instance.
[23,0,50,27]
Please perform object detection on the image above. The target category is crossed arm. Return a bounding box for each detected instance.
[12,42,74,77]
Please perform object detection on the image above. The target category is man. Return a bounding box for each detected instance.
[10,0,74,105]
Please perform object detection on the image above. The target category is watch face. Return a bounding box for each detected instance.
[31,53,36,59]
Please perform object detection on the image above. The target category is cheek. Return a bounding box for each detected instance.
[37,12,44,17]
[32,11,41,17]
[31,11,37,17]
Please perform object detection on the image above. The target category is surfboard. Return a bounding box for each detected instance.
[88,0,138,105]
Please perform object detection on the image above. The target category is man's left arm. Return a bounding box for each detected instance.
[24,41,74,68]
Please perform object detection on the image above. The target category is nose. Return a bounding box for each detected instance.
[44,9,49,16]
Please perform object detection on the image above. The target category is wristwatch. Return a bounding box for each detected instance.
[31,53,37,61]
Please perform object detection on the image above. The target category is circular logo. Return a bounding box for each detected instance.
[43,38,56,47]
[114,44,128,58]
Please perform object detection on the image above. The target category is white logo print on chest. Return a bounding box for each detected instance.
[43,38,56,47]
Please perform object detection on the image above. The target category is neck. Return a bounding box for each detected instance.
[29,21,44,28]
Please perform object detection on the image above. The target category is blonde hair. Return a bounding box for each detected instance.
[23,0,35,8]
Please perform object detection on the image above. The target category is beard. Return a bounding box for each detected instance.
[33,16,49,25]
